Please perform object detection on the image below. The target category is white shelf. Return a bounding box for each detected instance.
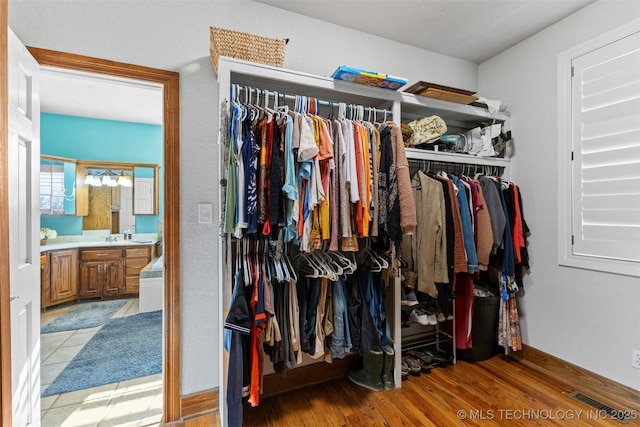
[218,57,510,131]
[404,148,510,167]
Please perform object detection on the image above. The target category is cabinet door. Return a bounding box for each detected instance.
[41,253,51,308]
[50,249,78,303]
[79,261,103,298]
[103,260,124,296]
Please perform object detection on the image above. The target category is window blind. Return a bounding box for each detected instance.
[571,31,640,263]
[40,164,65,215]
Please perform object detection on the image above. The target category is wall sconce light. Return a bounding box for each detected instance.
[118,175,132,187]
[86,175,102,186]
[86,169,133,187]
[102,175,118,187]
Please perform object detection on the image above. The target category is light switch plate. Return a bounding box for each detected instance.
[198,203,213,224]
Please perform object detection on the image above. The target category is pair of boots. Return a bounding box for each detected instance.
[348,347,395,391]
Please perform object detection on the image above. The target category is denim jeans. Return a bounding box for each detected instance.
[330,278,352,358]
[361,269,387,350]
[304,277,321,356]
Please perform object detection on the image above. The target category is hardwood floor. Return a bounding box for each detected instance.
[241,355,640,426]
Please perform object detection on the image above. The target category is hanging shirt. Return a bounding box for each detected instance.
[224,104,239,234]
[281,115,298,242]
[368,123,381,237]
[343,120,360,203]
[333,120,351,239]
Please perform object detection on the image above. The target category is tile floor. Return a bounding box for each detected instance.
[40,298,163,427]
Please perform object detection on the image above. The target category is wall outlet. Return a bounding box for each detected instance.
[633,349,640,370]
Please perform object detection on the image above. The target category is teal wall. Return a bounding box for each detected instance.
[40,113,163,235]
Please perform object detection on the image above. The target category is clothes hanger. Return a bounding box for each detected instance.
[327,250,354,274]
[338,102,346,120]
[292,251,318,278]
[309,250,335,280]
[317,247,343,276]
[327,101,334,120]
[283,251,298,282]
[357,238,382,272]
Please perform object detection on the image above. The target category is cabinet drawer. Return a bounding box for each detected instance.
[125,247,150,259]
[125,277,140,294]
[125,257,148,276]
[81,249,122,260]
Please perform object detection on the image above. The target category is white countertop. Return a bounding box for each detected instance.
[40,233,160,252]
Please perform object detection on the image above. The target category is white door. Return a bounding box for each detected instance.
[133,177,153,215]
[8,28,41,427]
[119,185,136,232]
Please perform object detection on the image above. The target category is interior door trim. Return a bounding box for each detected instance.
[1,5,12,425]
[27,47,182,423]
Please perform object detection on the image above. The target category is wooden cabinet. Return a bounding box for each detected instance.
[79,248,124,298]
[102,260,126,296]
[40,243,154,307]
[124,246,153,294]
[41,249,79,309]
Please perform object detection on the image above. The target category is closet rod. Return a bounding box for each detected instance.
[232,84,393,119]
[408,158,503,176]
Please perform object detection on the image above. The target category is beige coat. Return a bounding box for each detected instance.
[412,170,448,298]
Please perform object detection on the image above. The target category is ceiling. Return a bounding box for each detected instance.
[257,0,594,64]
[40,67,164,126]
[39,1,593,125]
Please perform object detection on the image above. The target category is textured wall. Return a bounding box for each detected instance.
[479,1,640,391]
[40,113,163,235]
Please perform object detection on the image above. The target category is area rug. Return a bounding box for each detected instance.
[41,300,127,334]
[42,310,162,397]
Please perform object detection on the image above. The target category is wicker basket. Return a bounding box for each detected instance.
[210,27,287,74]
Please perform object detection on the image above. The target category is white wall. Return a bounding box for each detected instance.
[479,1,640,391]
[9,0,478,394]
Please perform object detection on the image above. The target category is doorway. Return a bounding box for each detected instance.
[39,65,165,425]
[3,46,181,425]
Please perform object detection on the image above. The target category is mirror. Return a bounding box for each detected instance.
[134,165,159,215]
[75,160,158,227]
[40,155,76,215]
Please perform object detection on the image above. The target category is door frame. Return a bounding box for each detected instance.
[0,24,182,425]
[1,5,13,425]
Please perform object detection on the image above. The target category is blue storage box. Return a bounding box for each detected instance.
[331,65,407,90]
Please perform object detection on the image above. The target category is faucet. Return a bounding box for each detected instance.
[105,235,118,242]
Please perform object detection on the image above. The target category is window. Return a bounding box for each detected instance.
[40,164,65,215]
[558,22,640,277]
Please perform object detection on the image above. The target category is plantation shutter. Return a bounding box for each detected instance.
[40,164,65,215]
[571,30,640,263]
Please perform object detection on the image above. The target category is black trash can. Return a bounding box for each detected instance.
[457,295,500,362]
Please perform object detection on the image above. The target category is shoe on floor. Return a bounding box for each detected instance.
[402,355,422,374]
[422,348,454,364]
[406,349,432,365]
[421,363,433,373]
[401,360,410,378]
